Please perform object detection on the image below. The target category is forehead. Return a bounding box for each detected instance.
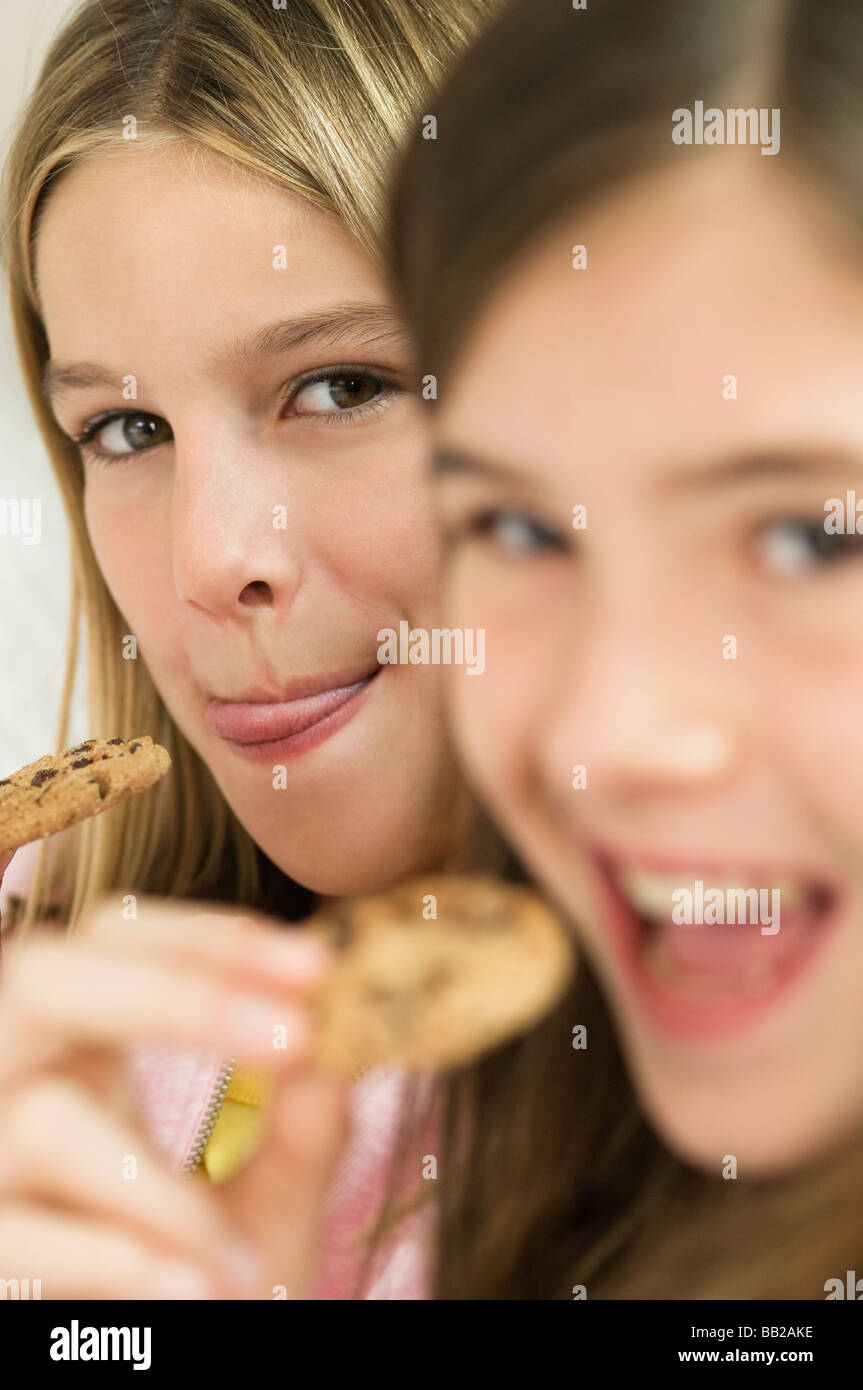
[440,158,863,481]
[34,140,382,362]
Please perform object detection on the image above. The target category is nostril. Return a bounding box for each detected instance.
[238,580,273,607]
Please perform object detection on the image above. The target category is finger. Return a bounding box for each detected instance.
[0,850,17,951]
[0,1200,218,1300]
[0,1075,244,1279]
[0,938,313,1083]
[220,1066,352,1299]
[79,894,334,991]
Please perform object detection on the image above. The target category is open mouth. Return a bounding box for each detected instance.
[593,854,840,1040]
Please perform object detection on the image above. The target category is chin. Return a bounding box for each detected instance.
[638,1078,845,1180]
[653,1115,787,1178]
[275,832,447,900]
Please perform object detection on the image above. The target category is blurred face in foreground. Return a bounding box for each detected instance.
[435,153,863,1175]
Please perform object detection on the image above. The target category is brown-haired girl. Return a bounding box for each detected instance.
[384,0,863,1298]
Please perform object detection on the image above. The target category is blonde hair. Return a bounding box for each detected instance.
[1,0,503,932]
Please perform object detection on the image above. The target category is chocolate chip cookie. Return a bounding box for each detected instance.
[309,874,574,1073]
[0,736,172,853]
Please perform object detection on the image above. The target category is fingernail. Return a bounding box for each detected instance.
[227,996,309,1051]
[157,1259,214,1300]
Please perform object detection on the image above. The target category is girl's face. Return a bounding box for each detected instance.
[435,155,863,1175]
[36,140,468,895]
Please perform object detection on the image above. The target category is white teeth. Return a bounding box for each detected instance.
[764,880,807,912]
[618,870,690,921]
[617,867,808,923]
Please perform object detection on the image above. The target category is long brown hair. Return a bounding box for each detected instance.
[381,0,863,1298]
[0,0,504,932]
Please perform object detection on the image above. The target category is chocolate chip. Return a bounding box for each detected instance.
[88,776,108,800]
[30,768,58,787]
[106,737,124,745]
[128,741,141,753]
[101,754,110,759]
[70,757,93,769]
[0,779,11,787]
[67,740,95,754]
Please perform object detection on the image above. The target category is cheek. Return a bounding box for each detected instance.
[321,452,443,609]
[444,559,549,807]
[739,598,863,853]
[772,660,863,852]
[84,484,173,635]
[376,462,442,577]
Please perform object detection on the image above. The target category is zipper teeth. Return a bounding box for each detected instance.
[180,1056,238,1176]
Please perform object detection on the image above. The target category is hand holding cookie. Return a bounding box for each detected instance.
[0,732,573,1297]
[0,893,348,1299]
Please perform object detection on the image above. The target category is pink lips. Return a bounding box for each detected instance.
[204,667,380,760]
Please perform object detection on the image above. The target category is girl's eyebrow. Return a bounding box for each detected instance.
[435,443,863,488]
[211,303,410,375]
[434,443,531,485]
[43,302,410,405]
[658,447,863,494]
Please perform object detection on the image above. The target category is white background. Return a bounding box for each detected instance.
[0,0,89,776]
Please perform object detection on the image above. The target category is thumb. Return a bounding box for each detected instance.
[218,1065,352,1299]
[0,849,15,880]
[0,848,17,978]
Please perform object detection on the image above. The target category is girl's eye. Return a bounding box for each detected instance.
[756,518,863,577]
[72,370,401,464]
[75,413,172,462]
[289,372,391,416]
[463,509,569,557]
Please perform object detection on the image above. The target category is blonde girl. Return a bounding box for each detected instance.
[0,0,503,1300]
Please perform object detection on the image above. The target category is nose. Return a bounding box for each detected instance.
[170,429,301,621]
[539,587,741,804]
